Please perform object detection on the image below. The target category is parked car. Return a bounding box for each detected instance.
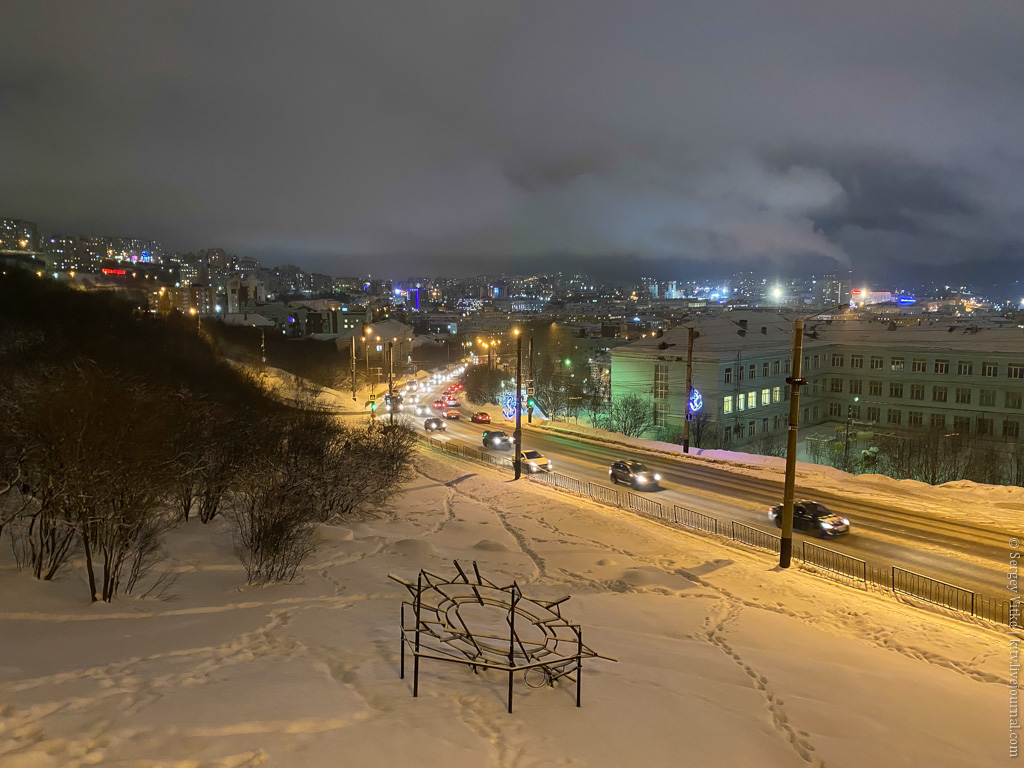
[471,412,491,424]
[444,409,460,419]
[608,460,661,489]
[520,450,551,473]
[424,417,446,432]
[768,500,850,538]
[482,430,514,449]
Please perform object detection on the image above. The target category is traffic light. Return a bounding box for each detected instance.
[527,394,535,408]
[370,401,378,413]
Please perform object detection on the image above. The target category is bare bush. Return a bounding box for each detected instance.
[604,393,656,439]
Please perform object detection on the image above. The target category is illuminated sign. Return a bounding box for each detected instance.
[689,388,703,413]
[502,393,517,420]
[897,296,916,305]
[851,289,862,295]
[101,268,127,276]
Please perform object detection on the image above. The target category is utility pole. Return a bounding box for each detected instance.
[260,328,266,364]
[527,335,534,424]
[351,334,357,401]
[388,340,395,426]
[844,396,860,468]
[780,317,806,568]
[682,325,695,453]
[514,330,523,480]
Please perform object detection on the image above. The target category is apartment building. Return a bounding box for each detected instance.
[609,313,1024,446]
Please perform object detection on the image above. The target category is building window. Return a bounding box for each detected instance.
[762,362,769,378]
[1005,420,1021,439]
[785,385,790,400]
[749,364,756,380]
[1006,391,1024,409]
[761,418,769,433]
[773,360,781,375]
[653,402,668,427]
[724,367,732,384]
[957,361,973,376]
[723,396,734,414]
[912,358,926,373]
[748,391,757,409]
[851,355,863,369]
[930,413,945,428]
[724,426,733,442]
[977,417,993,436]
[772,386,781,403]
[748,421,756,437]
[933,386,948,403]
[762,388,771,405]
[831,353,844,367]
[654,363,668,400]
[849,379,863,395]
[1010,364,1024,380]
[830,378,842,393]
[869,381,882,396]
[867,406,880,422]
[738,393,746,411]
[870,356,883,370]
[773,415,781,430]
[910,384,924,400]
[829,402,842,417]
[955,387,972,405]
[785,359,791,375]
[890,382,904,398]
[982,362,998,377]
[812,406,820,420]
[813,355,820,369]
[891,357,905,372]
[738,366,744,382]
[849,405,861,419]
[953,416,970,434]
[909,411,923,426]
[934,359,950,374]
[980,390,996,407]
[887,409,902,425]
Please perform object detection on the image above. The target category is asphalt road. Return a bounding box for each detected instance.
[405,383,1013,598]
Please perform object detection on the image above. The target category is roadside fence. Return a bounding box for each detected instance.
[414,433,1012,627]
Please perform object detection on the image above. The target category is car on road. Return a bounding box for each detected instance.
[482,430,514,449]
[471,412,491,423]
[768,500,850,538]
[415,404,429,416]
[446,398,458,407]
[609,460,661,489]
[444,409,460,419]
[424,417,446,432]
[520,450,551,473]
[433,399,445,409]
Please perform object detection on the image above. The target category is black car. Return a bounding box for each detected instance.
[608,460,661,489]
[482,430,514,449]
[768,500,850,538]
[424,417,446,432]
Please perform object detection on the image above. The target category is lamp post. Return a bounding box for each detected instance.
[527,335,534,424]
[387,339,395,425]
[780,304,846,569]
[844,396,860,468]
[513,329,523,480]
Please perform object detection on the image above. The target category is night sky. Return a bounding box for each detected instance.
[2,1,1022,281]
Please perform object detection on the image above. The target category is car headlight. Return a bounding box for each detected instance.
[820,521,833,529]
[653,474,661,481]
[842,518,850,525]
[529,462,537,468]
[636,476,647,483]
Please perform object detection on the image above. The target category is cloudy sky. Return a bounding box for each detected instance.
[2,1,1022,281]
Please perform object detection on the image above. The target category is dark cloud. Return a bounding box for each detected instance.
[1,0,1022,280]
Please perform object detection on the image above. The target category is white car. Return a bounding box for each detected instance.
[520,450,552,473]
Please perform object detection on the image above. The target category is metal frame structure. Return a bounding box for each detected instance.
[389,560,615,713]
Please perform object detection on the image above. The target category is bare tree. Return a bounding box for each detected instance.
[604,393,655,439]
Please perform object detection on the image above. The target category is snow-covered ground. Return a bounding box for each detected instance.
[0,451,1010,767]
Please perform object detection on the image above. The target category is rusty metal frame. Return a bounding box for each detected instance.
[389,560,615,713]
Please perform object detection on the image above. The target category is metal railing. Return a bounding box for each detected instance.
[673,505,720,535]
[627,492,665,519]
[414,432,1010,627]
[801,541,867,582]
[588,482,620,507]
[730,521,782,554]
[892,567,975,614]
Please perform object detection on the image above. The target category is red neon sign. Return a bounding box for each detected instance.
[101,268,127,276]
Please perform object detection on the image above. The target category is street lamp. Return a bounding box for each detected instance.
[844,396,860,468]
[779,304,847,569]
[513,329,523,480]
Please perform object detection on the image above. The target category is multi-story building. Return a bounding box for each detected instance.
[0,218,40,252]
[610,313,1024,446]
[226,275,268,314]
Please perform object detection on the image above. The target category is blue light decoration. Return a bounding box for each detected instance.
[897,296,916,305]
[688,388,703,413]
[502,393,517,420]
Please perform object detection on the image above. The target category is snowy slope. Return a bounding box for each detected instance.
[0,451,1008,767]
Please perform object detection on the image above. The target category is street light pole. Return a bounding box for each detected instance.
[682,325,695,453]
[351,333,357,402]
[527,335,534,424]
[514,330,523,479]
[388,340,395,426]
